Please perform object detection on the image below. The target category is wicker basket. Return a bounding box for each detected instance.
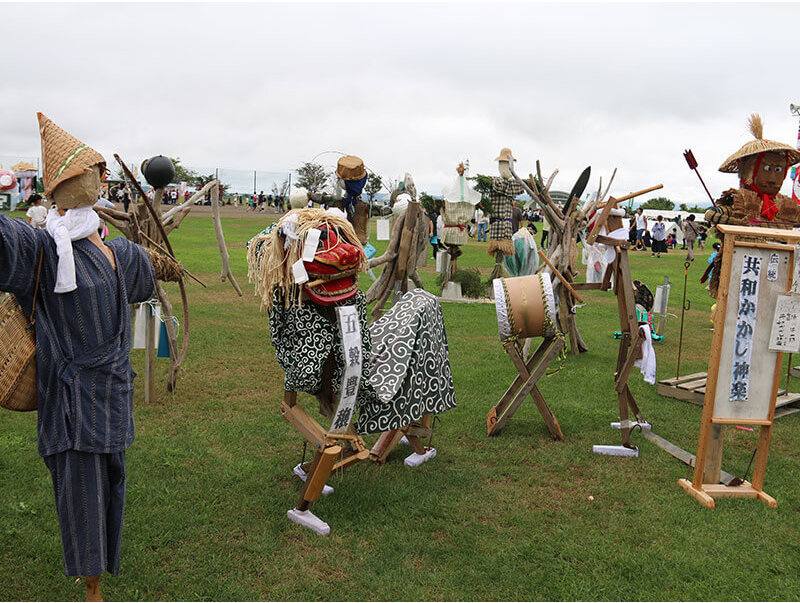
[0,293,38,411]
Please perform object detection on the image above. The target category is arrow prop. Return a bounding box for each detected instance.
[683,149,716,206]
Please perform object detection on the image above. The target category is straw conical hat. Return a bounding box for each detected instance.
[719,114,800,173]
[37,112,105,197]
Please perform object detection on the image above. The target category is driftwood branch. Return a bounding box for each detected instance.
[211,184,243,296]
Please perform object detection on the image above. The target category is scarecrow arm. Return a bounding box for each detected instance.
[162,181,218,234]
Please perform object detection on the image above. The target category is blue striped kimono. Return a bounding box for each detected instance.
[0,213,155,576]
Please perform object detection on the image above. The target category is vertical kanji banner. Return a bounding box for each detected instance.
[330,305,363,434]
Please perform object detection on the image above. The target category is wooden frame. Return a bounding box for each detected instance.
[369,414,434,463]
[678,225,800,509]
[485,336,565,439]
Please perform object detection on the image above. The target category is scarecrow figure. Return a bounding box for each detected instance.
[247,208,456,534]
[295,155,371,246]
[489,148,524,278]
[0,114,167,601]
[440,162,481,278]
[705,114,800,296]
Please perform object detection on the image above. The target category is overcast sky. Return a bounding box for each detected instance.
[2,1,799,201]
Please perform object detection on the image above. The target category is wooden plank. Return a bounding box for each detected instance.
[572,282,603,290]
[658,372,708,386]
[711,417,773,426]
[657,383,704,404]
[732,241,794,252]
[640,429,737,485]
[678,479,715,509]
[717,224,800,241]
[790,366,800,379]
[702,483,758,498]
[774,406,800,419]
[280,402,328,450]
[331,448,370,472]
[679,378,709,391]
[775,392,800,408]
[614,333,644,392]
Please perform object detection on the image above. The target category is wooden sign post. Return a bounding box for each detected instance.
[679,225,800,509]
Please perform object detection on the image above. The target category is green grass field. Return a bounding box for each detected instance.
[2,210,800,601]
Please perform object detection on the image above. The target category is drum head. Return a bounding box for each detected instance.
[494,274,557,340]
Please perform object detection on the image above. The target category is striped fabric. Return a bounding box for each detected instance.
[44,450,126,576]
[0,214,155,456]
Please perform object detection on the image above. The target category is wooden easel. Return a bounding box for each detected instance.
[679,225,800,509]
[586,193,656,452]
[486,336,565,439]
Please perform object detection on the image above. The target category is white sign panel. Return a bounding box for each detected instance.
[713,247,790,421]
[376,219,391,241]
[330,305,362,434]
[769,294,800,353]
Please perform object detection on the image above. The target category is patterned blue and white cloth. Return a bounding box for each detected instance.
[0,213,155,456]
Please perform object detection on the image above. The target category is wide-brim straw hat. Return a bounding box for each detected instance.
[494,147,516,162]
[38,112,105,197]
[719,114,800,173]
[336,155,367,181]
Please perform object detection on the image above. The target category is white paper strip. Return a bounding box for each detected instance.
[330,305,362,434]
[292,259,308,285]
[301,228,322,262]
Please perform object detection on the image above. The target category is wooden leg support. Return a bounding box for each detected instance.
[487,337,564,439]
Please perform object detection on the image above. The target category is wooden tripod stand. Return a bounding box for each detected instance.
[486,336,565,438]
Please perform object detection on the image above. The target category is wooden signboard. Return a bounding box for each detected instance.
[679,225,800,509]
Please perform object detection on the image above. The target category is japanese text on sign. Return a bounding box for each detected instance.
[730,254,761,402]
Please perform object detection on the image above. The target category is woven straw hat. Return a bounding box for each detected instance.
[37,112,105,197]
[719,114,800,173]
[336,155,366,181]
[494,147,516,162]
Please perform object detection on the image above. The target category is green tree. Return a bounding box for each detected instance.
[418,192,441,214]
[295,162,330,195]
[640,196,674,210]
[364,173,383,201]
[170,157,200,187]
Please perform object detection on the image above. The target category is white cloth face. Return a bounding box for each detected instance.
[45,206,100,293]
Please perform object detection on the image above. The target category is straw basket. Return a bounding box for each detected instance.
[0,293,38,412]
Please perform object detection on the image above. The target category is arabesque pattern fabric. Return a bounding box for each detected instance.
[356,289,456,433]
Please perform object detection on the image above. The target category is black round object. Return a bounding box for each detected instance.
[141,155,176,189]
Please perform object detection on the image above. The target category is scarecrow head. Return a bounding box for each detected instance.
[719,114,800,196]
[37,112,106,211]
[495,147,515,179]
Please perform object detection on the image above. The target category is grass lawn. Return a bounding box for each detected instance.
[2,210,800,601]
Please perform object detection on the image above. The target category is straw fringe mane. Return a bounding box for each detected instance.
[246,208,367,311]
[748,113,763,141]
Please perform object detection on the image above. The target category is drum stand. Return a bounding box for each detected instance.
[486,336,565,439]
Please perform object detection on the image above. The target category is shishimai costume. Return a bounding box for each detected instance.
[247,209,456,432]
[247,208,455,534]
[0,114,156,601]
[705,114,800,297]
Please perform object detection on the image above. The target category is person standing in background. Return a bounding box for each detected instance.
[682,214,699,261]
[634,208,647,250]
[475,204,487,242]
[651,215,667,258]
[25,193,48,229]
